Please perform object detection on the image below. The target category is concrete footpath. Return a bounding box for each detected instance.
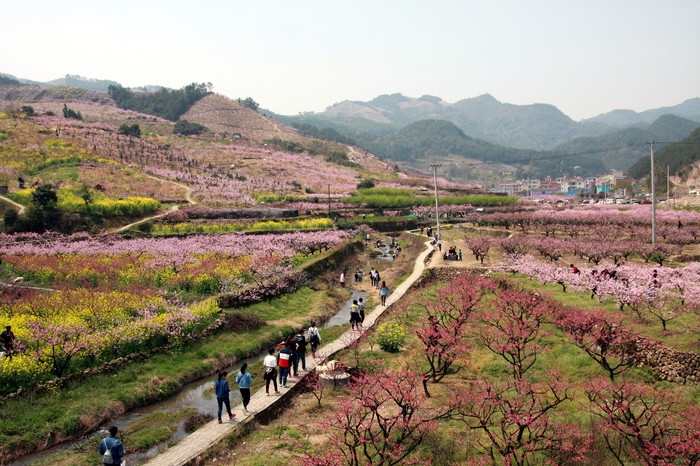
[144,238,434,466]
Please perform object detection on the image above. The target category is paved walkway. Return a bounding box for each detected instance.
[144,238,434,466]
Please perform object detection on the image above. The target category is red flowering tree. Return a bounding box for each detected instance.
[414,275,493,396]
[585,377,700,465]
[557,308,643,381]
[476,288,551,380]
[464,234,492,265]
[307,367,448,466]
[454,374,587,466]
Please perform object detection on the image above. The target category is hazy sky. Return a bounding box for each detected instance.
[3,0,699,121]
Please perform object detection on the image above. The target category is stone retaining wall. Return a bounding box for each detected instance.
[637,344,700,384]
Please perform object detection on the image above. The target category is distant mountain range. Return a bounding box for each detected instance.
[3,71,699,180]
[0,73,169,94]
[275,93,700,152]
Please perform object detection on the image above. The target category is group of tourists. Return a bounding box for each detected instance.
[354,266,363,283]
[443,246,462,261]
[262,323,322,395]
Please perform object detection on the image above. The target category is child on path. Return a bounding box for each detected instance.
[235,363,253,414]
[350,299,361,330]
[215,371,236,423]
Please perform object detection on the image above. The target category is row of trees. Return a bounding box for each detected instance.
[304,275,700,465]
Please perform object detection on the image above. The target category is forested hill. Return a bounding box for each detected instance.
[550,115,700,172]
[361,119,538,164]
[108,82,212,121]
[628,127,700,180]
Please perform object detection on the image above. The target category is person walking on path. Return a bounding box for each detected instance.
[308,321,321,358]
[215,371,236,424]
[278,342,293,388]
[293,330,307,373]
[1,325,15,360]
[339,271,345,288]
[99,425,125,465]
[263,347,280,395]
[380,281,389,306]
[235,363,253,414]
[357,297,366,324]
[350,299,361,330]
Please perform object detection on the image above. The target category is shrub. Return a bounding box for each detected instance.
[375,322,406,353]
[62,104,82,120]
[357,179,375,189]
[173,120,207,136]
[118,123,141,138]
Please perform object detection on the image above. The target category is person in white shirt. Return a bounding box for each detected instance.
[263,347,280,395]
[308,322,322,358]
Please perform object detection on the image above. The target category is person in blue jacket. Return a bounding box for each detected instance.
[235,363,253,414]
[99,425,124,465]
[215,371,236,424]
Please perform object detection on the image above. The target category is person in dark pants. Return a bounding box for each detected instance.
[99,425,124,465]
[1,325,15,360]
[293,330,307,373]
[278,343,293,388]
[308,322,321,358]
[357,297,366,324]
[263,347,280,395]
[215,371,236,423]
[235,363,253,414]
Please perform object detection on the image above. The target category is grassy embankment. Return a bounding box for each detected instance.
[0,261,351,464]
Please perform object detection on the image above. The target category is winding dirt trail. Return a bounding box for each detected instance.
[103,174,196,235]
[0,194,26,215]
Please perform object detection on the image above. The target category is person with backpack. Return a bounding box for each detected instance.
[293,330,307,373]
[99,425,124,465]
[308,322,321,358]
[215,371,236,424]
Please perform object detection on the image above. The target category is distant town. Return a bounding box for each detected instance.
[490,172,700,201]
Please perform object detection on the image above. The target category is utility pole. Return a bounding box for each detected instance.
[328,184,331,217]
[667,165,670,203]
[430,164,442,242]
[648,141,656,244]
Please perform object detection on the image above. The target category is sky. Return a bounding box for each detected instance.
[2,0,699,121]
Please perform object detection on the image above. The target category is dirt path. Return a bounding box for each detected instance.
[103,174,196,235]
[143,234,435,466]
[0,194,26,215]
